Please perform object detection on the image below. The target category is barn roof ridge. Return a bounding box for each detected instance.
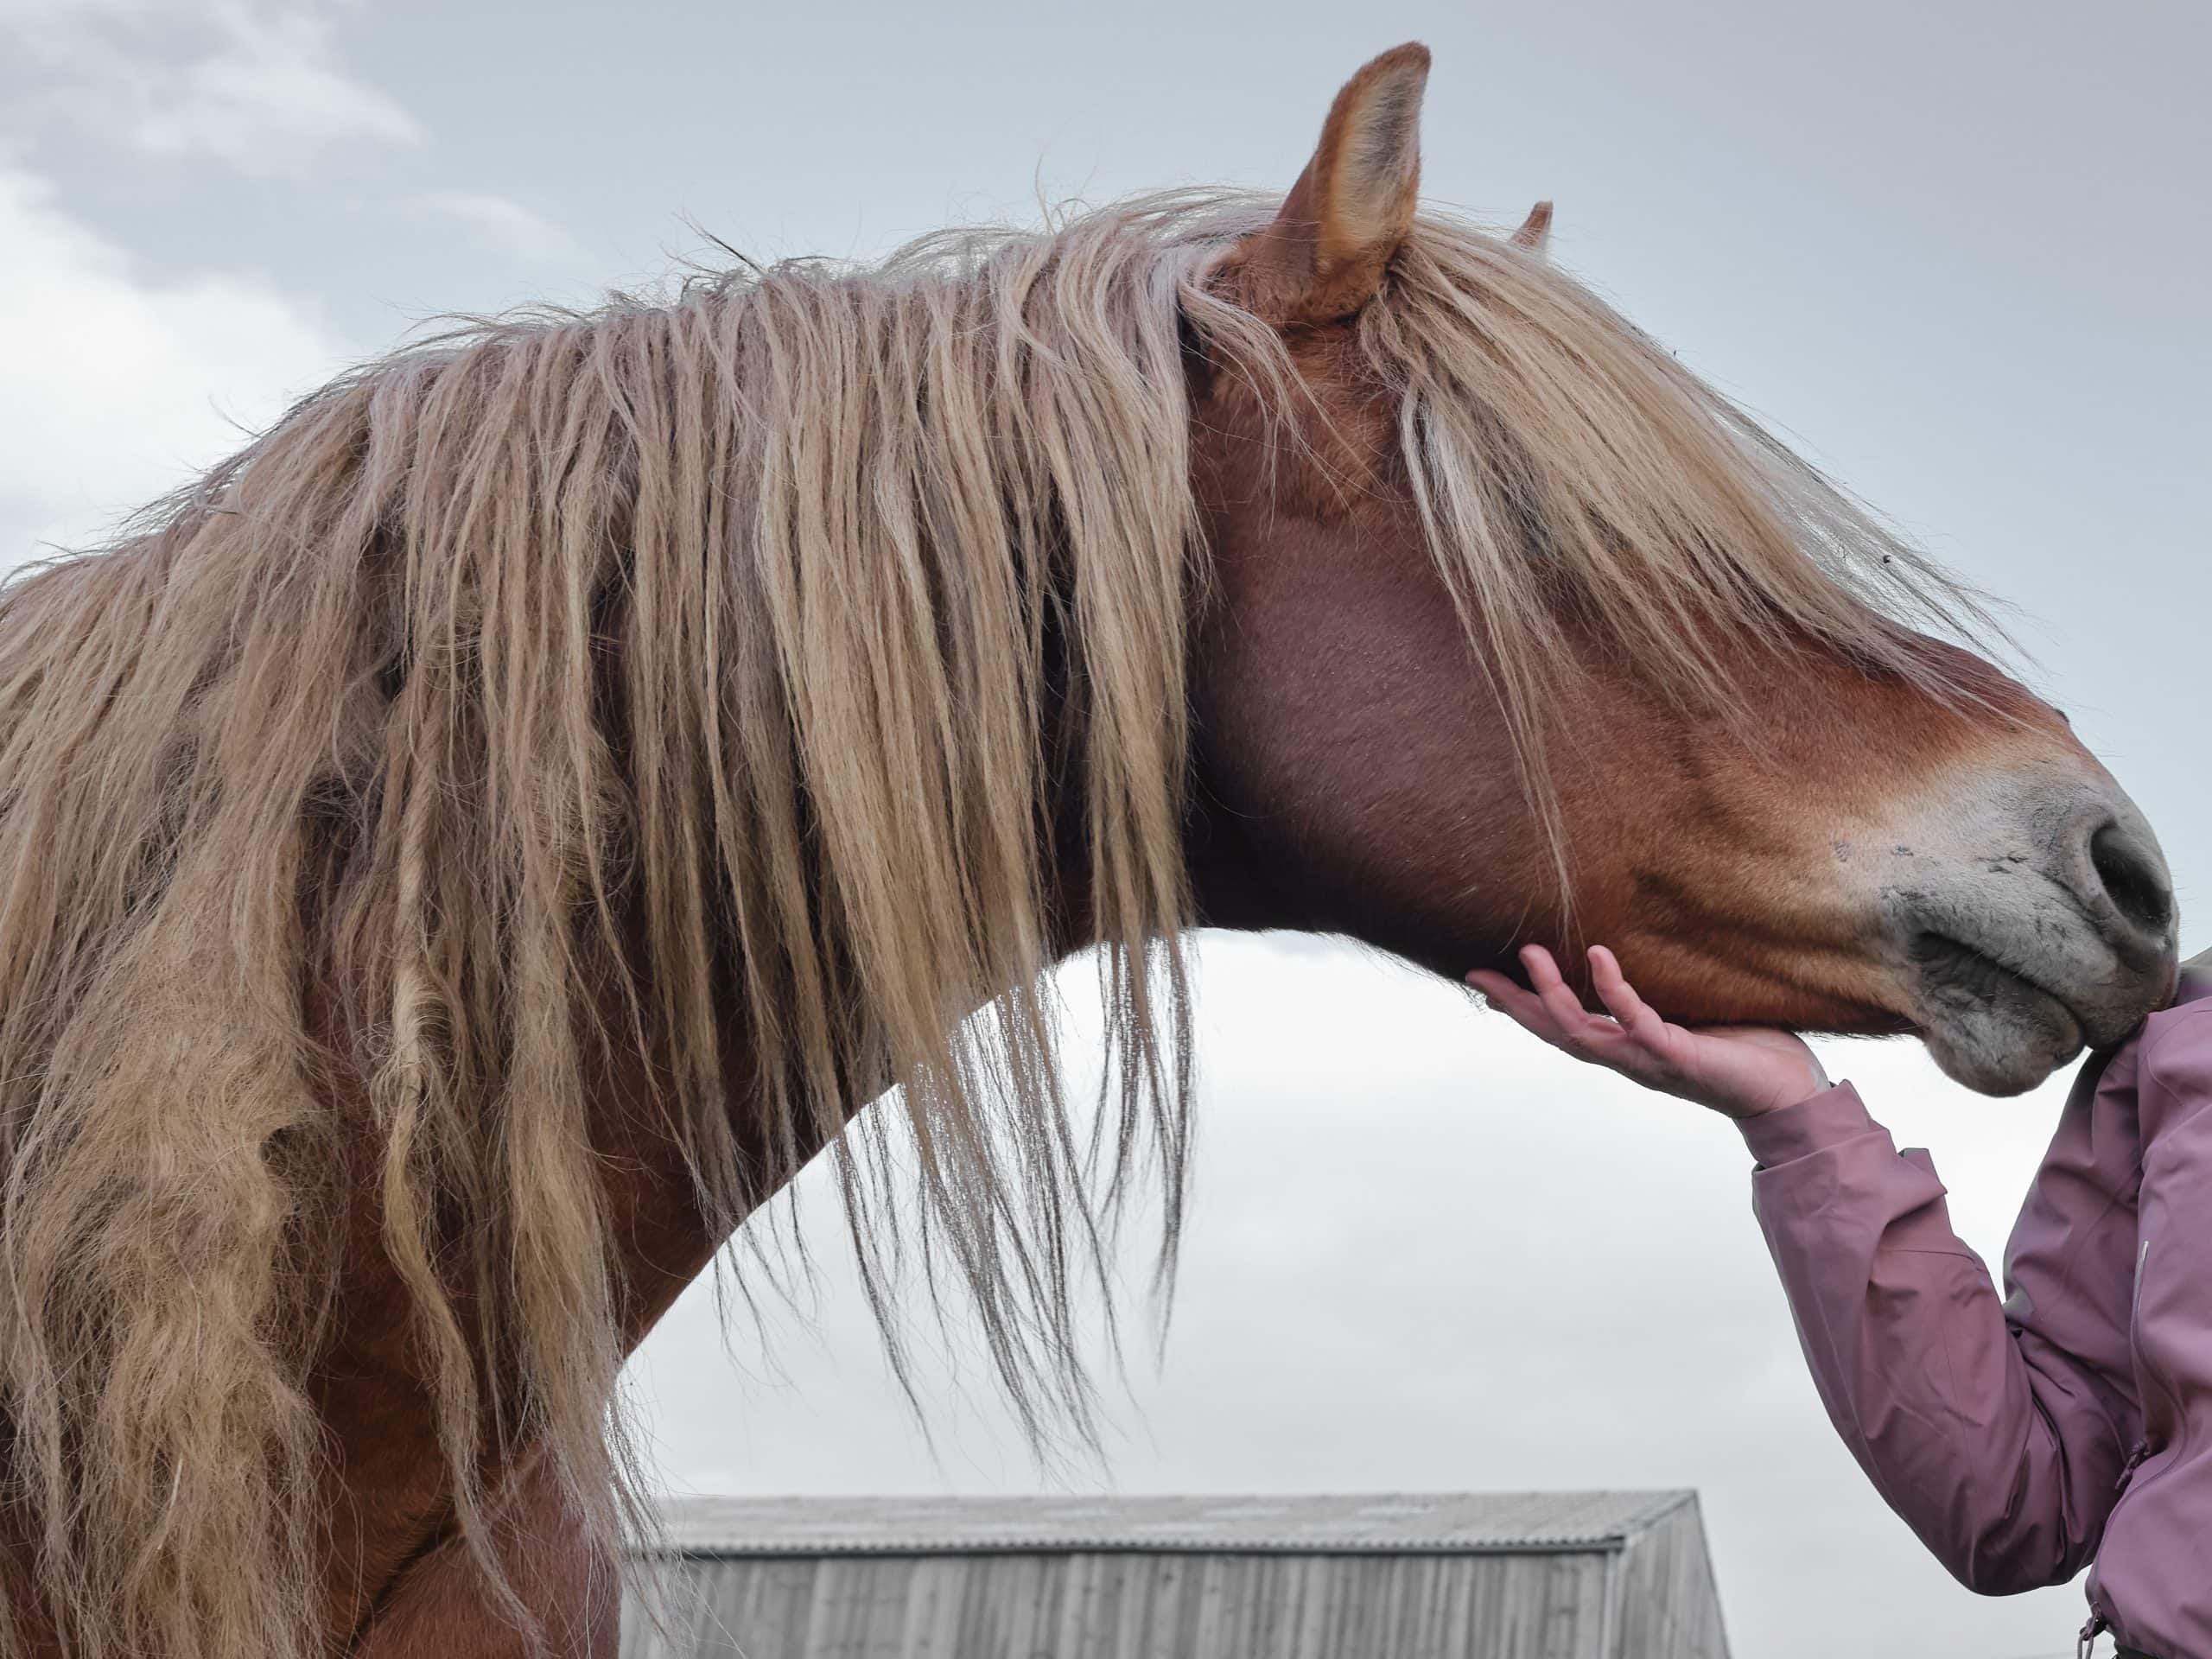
[641,1489,1700,1559]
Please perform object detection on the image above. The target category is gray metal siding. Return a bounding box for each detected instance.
[621,1491,1730,1659]
[646,1491,1691,1556]
[1607,1502,1730,1659]
[624,1548,1624,1659]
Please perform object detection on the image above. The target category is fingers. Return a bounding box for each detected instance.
[1522,945,1605,1040]
[1471,944,1722,1101]
[1465,968,1560,1040]
[1471,945,1667,1064]
[1520,944,1567,994]
[1467,958,1583,1049]
[1587,946,1666,1043]
[1471,945,1622,1065]
[1519,944,1575,1015]
[1467,952,1571,1034]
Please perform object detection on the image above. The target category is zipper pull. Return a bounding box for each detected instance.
[2117,1440,2152,1490]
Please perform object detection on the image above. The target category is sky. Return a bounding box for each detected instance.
[0,2,2204,1656]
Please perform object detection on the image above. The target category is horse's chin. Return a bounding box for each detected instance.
[1908,934,2088,1097]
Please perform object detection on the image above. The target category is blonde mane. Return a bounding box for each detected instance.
[0,189,1984,1657]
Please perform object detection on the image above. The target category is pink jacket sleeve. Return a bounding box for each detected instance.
[1742,1053,2145,1592]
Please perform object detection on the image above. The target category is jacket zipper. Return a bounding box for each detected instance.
[2096,1224,2185,1659]
[2093,1236,2158,1659]
[2116,1439,2152,1488]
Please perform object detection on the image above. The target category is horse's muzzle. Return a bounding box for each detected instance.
[1873,770,2177,1095]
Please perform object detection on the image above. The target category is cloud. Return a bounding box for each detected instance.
[3,0,420,172]
[0,162,351,562]
[416,189,588,265]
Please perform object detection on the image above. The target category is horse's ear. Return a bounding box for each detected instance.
[1240,42,1430,326]
[1512,200,1554,255]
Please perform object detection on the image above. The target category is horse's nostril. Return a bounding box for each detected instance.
[2090,822,2174,935]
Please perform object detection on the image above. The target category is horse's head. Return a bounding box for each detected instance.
[1185,44,2174,1095]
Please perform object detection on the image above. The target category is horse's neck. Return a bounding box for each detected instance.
[597,1024,794,1347]
[599,775,1105,1349]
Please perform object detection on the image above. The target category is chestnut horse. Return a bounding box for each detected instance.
[0,41,2175,1659]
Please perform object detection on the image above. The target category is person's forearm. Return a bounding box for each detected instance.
[1745,1084,2126,1591]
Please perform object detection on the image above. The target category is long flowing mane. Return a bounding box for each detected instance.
[0,190,1985,1657]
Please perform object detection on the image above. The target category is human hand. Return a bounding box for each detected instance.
[1466,944,1829,1120]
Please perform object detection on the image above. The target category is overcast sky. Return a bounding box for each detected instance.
[2,3,2205,1656]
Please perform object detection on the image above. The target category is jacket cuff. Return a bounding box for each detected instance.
[1738,1082,1876,1167]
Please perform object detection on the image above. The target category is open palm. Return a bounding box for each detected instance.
[1467,944,1828,1120]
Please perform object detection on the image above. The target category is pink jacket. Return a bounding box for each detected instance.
[1744,973,2212,1659]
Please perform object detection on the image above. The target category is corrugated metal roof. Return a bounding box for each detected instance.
[645,1491,1695,1558]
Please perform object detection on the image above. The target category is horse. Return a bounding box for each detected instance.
[0,40,2174,1659]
